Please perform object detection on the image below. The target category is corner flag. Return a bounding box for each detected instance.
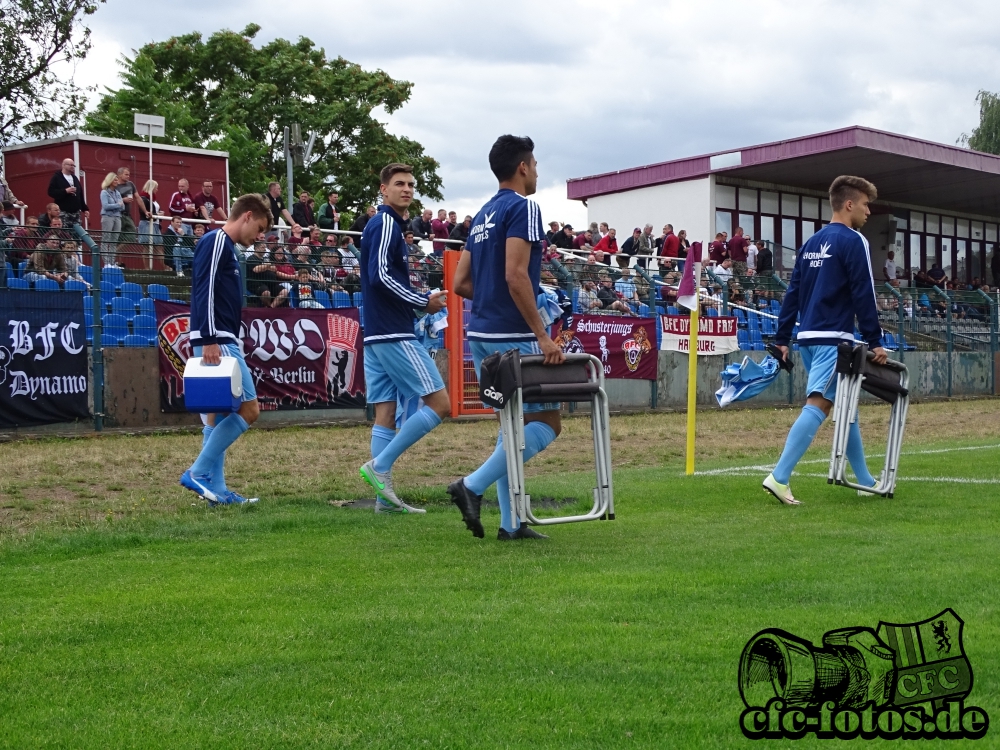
[677,241,702,310]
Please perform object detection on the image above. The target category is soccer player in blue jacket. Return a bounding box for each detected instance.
[764,175,888,505]
[180,194,273,505]
[448,135,565,540]
[358,163,449,514]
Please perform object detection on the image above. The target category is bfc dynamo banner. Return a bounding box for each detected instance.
[659,314,739,355]
[0,290,89,427]
[554,314,657,380]
[156,301,365,412]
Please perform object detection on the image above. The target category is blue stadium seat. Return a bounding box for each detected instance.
[66,279,88,292]
[101,333,121,347]
[883,331,898,350]
[352,291,363,307]
[139,297,156,317]
[83,294,93,311]
[111,297,137,319]
[770,299,781,316]
[18,260,27,278]
[656,305,665,316]
[3,262,10,278]
[35,278,61,291]
[733,308,747,325]
[311,289,330,309]
[572,287,580,312]
[737,329,750,349]
[134,314,157,338]
[147,283,169,301]
[101,266,124,290]
[7,277,29,289]
[79,265,92,285]
[707,308,718,317]
[123,334,148,348]
[120,281,143,303]
[667,306,679,315]
[638,303,649,317]
[102,313,129,343]
[332,290,351,308]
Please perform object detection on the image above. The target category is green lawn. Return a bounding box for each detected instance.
[1,433,999,748]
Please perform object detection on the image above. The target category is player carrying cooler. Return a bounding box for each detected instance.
[358,163,450,514]
[764,175,887,505]
[448,135,566,540]
[180,194,273,505]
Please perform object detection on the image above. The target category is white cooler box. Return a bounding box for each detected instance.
[183,357,243,413]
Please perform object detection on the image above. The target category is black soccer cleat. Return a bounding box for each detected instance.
[497,524,549,541]
[447,480,484,538]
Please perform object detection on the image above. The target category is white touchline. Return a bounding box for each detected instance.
[710,472,1000,485]
[694,443,1000,477]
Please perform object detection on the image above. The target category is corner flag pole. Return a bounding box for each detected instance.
[685,259,700,475]
[675,241,703,477]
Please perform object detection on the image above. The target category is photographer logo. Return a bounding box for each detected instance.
[738,610,988,740]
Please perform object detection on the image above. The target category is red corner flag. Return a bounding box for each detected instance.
[676,241,702,310]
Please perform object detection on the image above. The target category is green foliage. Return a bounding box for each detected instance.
[0,0,105,146]
[961,90,1000,155]
[84,24,443,208]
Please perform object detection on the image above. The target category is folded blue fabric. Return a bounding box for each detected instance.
[715,355,782,407]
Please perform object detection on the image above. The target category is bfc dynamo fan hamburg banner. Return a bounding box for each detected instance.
[156,301,365,412]
[659,314,739,355]
[553,315,657,380]
[0,290,89,427]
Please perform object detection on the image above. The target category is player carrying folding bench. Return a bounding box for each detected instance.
[764,175,888,506]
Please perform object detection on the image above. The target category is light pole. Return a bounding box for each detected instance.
[133,113,165,269]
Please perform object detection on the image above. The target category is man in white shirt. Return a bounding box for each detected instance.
[714,257,733,285]
[747,241,759,274]
[884,250,898,286]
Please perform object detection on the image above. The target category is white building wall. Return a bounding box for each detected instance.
[586,177,713,244]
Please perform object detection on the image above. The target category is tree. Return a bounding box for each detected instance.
[960,90,1000,155]
[84,25,443,210]
[0,0,105,146]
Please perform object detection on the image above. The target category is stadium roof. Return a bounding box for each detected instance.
[567,126,1000,217]
[2,133,229,158]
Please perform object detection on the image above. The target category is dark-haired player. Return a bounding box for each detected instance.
[358,164,449,514]
[447,135,565,540]
[180,194,273,505]
[764,175,887,505]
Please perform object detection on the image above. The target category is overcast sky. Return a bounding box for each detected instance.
[74,0,1000,225]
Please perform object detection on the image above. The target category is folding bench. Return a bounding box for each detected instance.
[828,343,909,498]
[479,350,615,527]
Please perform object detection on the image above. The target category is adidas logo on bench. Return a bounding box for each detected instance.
[483,387,504,405]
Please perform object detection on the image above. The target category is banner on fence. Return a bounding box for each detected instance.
[0,290,90,427]
[659,314,739,355]
[156,301,365,412]
[554,314,657,379]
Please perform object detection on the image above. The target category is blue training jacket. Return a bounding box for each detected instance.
[360,205,430,344]
[190,228,243,347]
[775,222,883,349]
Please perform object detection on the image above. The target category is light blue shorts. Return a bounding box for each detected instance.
[193,341,257,402]
[470,339,560,413]
[801,344,839,401]
[365,339,445,405]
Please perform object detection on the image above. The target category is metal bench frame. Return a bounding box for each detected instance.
[828,343,910,498]
[489,352,615,526]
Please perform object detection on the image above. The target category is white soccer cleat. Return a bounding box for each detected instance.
[360,459,404,508]
[763,473,801,505]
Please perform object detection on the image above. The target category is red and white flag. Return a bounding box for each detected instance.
[676,241,703,310]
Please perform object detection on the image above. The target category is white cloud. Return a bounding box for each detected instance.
[73,0,1000,223]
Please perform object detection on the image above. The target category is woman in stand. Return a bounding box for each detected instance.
[99,172,124,267]
[138,179,163,267]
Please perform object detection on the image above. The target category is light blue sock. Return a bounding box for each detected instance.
[371,425,396,459]
[493,422,558,532]
[372,406,441,473]
[846,419,876,487]
[202,424,228,494]
[190,413,249,477]
[773,405,826,485]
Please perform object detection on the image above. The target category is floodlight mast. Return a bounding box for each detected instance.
[133,113,165,269]
[284,124,317,213]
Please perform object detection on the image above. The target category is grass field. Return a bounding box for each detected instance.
[1,401,999,748]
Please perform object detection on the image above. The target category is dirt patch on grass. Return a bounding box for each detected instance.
[2,398,998,537]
